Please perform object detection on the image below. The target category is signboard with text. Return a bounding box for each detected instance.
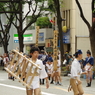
[63,29,70,44]
[14,34,33,43]
[39,32,44,41]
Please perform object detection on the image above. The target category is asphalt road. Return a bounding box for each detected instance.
[0,67,95,95]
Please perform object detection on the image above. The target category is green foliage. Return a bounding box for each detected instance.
[42,0,56,13]
[36,17,52,28]
[48,0,56,12]
[43,0,63,13]
[0,2,7,12]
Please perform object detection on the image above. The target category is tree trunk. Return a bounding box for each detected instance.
[3,37,8,53]
[90,23,95,67]
[18,0,23,52]
[18,32,24,52]
[3,44,8,53]
[53,0,64,62]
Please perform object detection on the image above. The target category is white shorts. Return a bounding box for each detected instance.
[47,70,52,74]
[27,76,40,90]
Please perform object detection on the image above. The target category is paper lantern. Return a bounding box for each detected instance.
[62,26,67,32]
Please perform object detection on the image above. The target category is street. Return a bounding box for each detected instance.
[0,67,95,95]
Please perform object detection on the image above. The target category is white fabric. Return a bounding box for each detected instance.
[46,64,53,74]
[9,54,13,61]
[85,64,93,71]
[19,57,23,64]
[71,59,82,79]
[7,64,15,72]
[52,60,61,72]
[41,55,46,61]
[63,59,67,65]
[3,57,9,64]
[26,59,47,89]
[0,57,2,60]
[57,60,61,72]
[27,76,39,90]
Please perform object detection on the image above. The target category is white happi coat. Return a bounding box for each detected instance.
[46,64,53,74]
[26,59,47,89]
[71,59,82,79]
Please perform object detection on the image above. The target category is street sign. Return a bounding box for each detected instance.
[45,47,53,52]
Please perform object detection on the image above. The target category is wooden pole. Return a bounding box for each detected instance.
[4,67,31,89]
[35,26,39,47]
[53,30,58,71]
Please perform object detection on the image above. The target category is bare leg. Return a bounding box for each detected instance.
[39,88,42,95]
[55,72,59,84]
[26,88,33,95]
[58,71,62,83]
[86,72,89,83]
[48,74,51,80]
[89,71,93,86]
[50,73,54,83]
[34,88,40,95]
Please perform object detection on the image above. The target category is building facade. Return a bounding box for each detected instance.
[62,0,92,58]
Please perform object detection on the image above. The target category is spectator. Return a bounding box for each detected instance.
[3,53,9,69]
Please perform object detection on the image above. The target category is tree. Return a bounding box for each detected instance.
[36,17,52,28]
[0,2,15,53]
[75,0,95,66]
[2,0,50,52]
[52,0,64,62]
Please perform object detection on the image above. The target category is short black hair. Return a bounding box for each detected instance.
[75,50,82,58]
[75,52,78,58]
[87,50,91,55]
[30,46,40,54]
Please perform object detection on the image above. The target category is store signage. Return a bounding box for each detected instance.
[14,34,33,43]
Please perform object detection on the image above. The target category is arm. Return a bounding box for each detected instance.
[39,61,49,88]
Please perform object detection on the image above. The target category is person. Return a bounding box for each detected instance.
[83,50,94,87]
[64,51,69,65]
[7,60,16,81]
[52,56,62,85]
[66,55,73,73]
[9,52,13,61]
[26,46,49,95]
[56,56,62,85]
[46,60,53,81]
[38,50,48,85]
[3,53,9,69]
[69,50,86,95]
